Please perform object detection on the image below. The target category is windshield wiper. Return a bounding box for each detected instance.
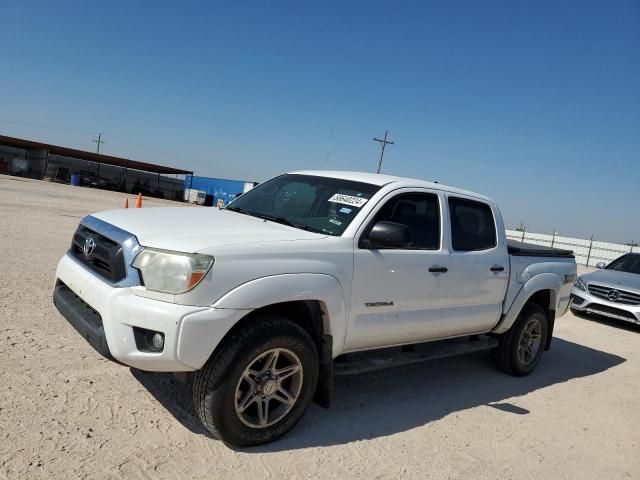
[225,205,253,216]
[253,213,324,234]
[253,213,300,228]
[226,208,325,234]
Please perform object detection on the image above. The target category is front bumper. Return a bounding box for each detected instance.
[53,253,248,371]
[570,287,640,325]
[54,283,116,362]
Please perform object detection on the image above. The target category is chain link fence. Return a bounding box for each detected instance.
[506,229,640,267]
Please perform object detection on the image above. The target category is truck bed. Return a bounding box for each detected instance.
[507,239,574,258]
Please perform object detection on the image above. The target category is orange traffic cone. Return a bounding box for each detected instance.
[136,193,142,208]
[124,198,129,208]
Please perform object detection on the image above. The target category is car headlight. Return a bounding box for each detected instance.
[574,277,587,291]
[132,248,214,294]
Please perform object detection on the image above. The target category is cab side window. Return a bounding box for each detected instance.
[448,197,496,251]
[370,193,440,249]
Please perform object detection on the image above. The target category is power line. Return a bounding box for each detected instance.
[0,117,97,136]
[373,130,394,174]
[0,116,268,180]
[0,117,192,163]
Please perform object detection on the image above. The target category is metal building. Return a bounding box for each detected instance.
[0,134,192,200]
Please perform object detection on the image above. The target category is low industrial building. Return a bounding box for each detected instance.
[0,134,192,201]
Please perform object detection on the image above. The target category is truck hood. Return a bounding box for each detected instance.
[582,269,640,292]
[91,207,326,252]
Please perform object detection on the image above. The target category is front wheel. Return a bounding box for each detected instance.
[494,304,548,376]
[193,315,319,447]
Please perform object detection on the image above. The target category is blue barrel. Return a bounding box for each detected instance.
[70,174,81,186]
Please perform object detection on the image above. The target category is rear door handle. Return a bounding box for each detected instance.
[428,265,448,273]
[490,265,505,272]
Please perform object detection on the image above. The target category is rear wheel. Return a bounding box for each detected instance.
[494,304,548,376]
[193,315,318,447]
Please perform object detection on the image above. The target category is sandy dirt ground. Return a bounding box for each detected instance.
[0,174,639,479]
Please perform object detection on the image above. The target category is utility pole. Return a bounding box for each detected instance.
[373,130,394,174]
[93,133,105,154]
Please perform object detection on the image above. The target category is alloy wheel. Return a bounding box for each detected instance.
[234,348,303,428]
[517,318,542,365]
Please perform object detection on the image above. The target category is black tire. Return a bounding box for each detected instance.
[494,304,549,376]
[193,314,319,447]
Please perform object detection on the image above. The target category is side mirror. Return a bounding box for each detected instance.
[363,221,411,249]
[595,262,606,269]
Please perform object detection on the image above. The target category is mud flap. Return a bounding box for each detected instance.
[545,311,555,351]
[313,334,333,409]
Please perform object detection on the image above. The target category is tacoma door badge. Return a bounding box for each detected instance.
[365,301,394,307]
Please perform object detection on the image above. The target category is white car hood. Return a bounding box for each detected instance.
[91,207,326,252]
[583,269,640,292]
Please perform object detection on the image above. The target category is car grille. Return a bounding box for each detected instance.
[586,304,637,321]
[69,226,127,282]
[588,284,640,306]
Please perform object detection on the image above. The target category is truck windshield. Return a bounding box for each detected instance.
[606,253,640,275]
[225,174,381,236]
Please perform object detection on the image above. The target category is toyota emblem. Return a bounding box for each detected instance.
[607,289,620,302]
[83,237,96,258]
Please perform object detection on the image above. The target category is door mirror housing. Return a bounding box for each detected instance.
[362,221,412,249]
[595,262,607,269]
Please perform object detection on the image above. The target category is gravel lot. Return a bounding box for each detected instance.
[1,174,639,479]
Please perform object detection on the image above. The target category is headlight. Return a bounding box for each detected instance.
[574,277,587,291]
[132,248,214,294]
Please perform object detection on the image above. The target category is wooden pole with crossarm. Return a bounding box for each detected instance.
[373,130,394,173]
[93,133,105,154]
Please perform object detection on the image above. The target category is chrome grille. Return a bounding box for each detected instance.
[588,284,640,306]
[69,226,127,282]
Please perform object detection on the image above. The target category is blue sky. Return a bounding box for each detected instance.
[1,1,638,243]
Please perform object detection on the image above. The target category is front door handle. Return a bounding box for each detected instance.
[428,265,448,273]
[490,265,505,272]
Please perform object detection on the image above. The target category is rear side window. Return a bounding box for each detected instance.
[448,197,496,251]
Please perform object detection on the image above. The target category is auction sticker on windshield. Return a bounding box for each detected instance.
[328,194,369,208]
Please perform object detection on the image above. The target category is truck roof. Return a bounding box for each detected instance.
[291,170,493,203]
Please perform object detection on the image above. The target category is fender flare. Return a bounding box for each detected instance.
[178,274,347,370]
[492,273,561,334]
[213,273,348,355]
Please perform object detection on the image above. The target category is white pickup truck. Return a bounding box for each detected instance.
[54,171,576,446]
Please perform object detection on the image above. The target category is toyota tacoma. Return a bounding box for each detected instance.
[53,171,577,447]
